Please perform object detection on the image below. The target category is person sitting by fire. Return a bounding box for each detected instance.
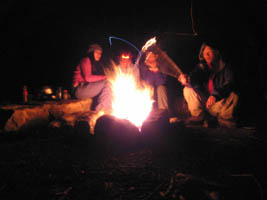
[139,49,169,112]
[72,43,111,113]
[177,42,239,128]
[116,51,140,82]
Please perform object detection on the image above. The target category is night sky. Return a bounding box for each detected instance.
[1,1,266,103]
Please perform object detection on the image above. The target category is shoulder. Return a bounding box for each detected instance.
[80,57,91,65]
[219,62,235,79]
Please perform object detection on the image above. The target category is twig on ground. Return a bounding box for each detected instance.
[56,186,73,196]
[143,183,164,200]
[231,174,264,200]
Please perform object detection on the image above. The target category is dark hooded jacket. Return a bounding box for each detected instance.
[189,43,237,101]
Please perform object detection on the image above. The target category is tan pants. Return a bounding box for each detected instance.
[183,87,238,120]
[157,85,168,110]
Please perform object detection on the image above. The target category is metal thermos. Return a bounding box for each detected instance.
[57,87,62,100]
[63,89,69,100]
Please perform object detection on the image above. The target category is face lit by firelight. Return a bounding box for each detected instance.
[93,49,102,61]
[119,54,132,68]
[203,45,215,66]
[145,51,158,64]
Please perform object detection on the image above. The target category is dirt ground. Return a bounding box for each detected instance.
[0,116,266,200]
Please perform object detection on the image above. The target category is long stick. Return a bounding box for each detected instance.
[154,46,183,76]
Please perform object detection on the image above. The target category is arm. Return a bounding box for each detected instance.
[178,63,208,88]
[80,58,106,82]
[133,65,140,82]
[212,66,235,100]
[178,73,191,87]
[207,65,235,108]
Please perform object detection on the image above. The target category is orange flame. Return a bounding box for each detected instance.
[106,64,154,130]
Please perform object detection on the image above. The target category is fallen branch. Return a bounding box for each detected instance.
[231,174,264,200]
[56,186,73,196]
[143,182,164,200]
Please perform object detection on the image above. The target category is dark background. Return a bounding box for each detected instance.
[1,0,266,108]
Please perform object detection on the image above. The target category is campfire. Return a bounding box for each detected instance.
[91,37,178,134]
[88,37,159,133]
[104,37,161,131]
[107,65,154,130]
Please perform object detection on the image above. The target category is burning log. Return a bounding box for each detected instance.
[0,99,93,132]
[93,109,171,150]
[94,114,141,151]
[141,109,171,145]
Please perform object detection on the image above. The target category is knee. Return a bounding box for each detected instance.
[74,86,87,99]
[183,87,193,98]
[74,87,82,99]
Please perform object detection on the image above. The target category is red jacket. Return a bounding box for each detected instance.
[72,57,106,87]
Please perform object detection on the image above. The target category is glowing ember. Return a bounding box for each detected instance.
[107,66,154,130]
[43,87,53,95]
